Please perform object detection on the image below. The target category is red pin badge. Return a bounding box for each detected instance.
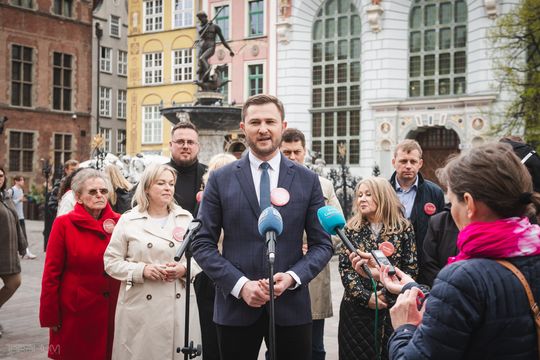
[271,188,290,207]
[379,241,395,257]
[196,190,203,203]
[172,227,186,242]
[424,202,436,216]
[103,219,116,234]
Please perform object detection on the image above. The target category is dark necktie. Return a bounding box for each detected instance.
[259,162,271,210]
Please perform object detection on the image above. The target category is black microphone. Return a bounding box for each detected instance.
[174,219,203,262]
[317,206,373,279]
[258,207,283,263]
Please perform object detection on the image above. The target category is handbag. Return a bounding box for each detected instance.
[496,260,540,359]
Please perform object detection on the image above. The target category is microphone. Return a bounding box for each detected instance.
[317,206,373,279]
[174,219,203,262]
[258,207,283,263]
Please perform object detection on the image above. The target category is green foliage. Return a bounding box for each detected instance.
[27,184,45,205]
[489,0,540,149]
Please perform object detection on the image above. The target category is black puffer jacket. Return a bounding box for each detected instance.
[389,172,445,283]
[388,255,540,359]
[420,204,459,287]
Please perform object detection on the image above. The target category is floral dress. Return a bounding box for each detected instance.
[338,223,417,360]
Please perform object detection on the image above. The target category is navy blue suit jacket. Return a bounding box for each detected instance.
[191,154,333,327]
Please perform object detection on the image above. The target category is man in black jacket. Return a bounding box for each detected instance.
[389,139,445,284]
[168,121,216,359]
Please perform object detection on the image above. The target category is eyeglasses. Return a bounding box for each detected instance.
[87,188,109,196]
[172,139,198,147]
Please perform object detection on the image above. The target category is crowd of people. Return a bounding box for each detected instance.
[0,93,539,359]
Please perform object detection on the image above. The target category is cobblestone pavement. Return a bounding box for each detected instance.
[0,220,344,359]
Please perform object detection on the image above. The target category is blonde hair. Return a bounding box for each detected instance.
[394,139,423,158]
[202,153,237,185]
[105,165,133,205]
[132,164,177,212]
[346,177,409,234]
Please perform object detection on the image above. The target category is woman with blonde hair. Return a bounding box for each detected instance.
[104,165,133,214]
[104,163,201,360]
[338,177,417,360]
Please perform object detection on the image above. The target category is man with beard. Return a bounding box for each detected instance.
[192,94,333,360]
[168,121,214,358]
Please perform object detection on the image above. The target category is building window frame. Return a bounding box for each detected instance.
[100,128,112,153]
[116,129,126,155]
[117,89,127,119]
[53,0,72,17]
[9,130,35,173]
[408,0,467,97]
[247,0,264,37]
[143,52,163,85]
[53,133,72,170]
[246,62,265,98]
[117,50,128,76]
[100,46,112,74]
[99,86,112,118]
[142,105,163,144]
[172,0,194,29]
[11,44,33,108]
[10,0,33,9]
[52,52,72,111]
[213,3,230,41]
[171,48,194,83]
[110,15,121,37]
[310,0,361,165]
[143,0,163,32]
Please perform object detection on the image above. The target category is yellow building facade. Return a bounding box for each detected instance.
[126,0,198,156]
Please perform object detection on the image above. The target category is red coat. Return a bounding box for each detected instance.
[40,203,121,360]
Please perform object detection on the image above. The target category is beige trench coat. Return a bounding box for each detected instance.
[104,205,202,360]
[308,176,343,319]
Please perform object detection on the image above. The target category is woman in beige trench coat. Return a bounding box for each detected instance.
[104,164,201,360]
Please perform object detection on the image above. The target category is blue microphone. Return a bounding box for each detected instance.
[258,207,283,263]
[317,206,373,279]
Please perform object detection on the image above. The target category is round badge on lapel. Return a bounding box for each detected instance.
[424,202,436,216]
[103,219,116,234]
[379,241,395,257]
[173,227,186,242]
[271,188,290,207]
[196,191,203,203]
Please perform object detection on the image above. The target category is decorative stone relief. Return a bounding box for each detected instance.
[277,21,292,45]
[279,0,292,18]
[366,4,384,33]
[414,113,448,127]
[484,0,497,19]
[472,117,485,131]
[380,122,391,134]
[251,44,260,57]
[217,49,225,61]
[130,42,139,55]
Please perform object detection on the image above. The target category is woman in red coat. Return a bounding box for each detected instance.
[40,168,121,360]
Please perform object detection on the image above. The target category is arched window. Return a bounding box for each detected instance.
[409,0,467,97]
[311,0,361,165]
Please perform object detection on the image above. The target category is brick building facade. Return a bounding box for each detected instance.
[0,0,94,191]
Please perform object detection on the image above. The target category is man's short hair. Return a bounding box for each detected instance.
[394,139,423,158]
[281,128,306,148]
[64,159,79,169]
[13,175,24,182]
[171,120,199,137]
[241,94,285,122]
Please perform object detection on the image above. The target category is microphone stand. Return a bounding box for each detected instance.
[267,238,276,360]
[176,246,202,359]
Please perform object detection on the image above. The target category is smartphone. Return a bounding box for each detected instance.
[371,249,396,276]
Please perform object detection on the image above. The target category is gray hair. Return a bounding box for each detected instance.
[71,168,111,197]
[132,163,177,212]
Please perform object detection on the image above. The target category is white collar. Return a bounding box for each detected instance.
[248,150,281,171]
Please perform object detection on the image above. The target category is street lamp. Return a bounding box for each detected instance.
[41,158,52,251]
[95,22,103,136]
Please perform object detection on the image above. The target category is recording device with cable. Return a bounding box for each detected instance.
[371,250,396,276]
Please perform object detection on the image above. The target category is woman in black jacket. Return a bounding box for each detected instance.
[105,165,133,214]
[380,142,540,360]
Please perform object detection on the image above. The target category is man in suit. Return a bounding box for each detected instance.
[280,128,342,360]
[168,121,216,359]
[192,94,333,360]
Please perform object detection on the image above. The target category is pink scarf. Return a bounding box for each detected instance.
[448,217,540,264]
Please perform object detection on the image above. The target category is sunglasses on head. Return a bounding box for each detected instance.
[87,188,109,196]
